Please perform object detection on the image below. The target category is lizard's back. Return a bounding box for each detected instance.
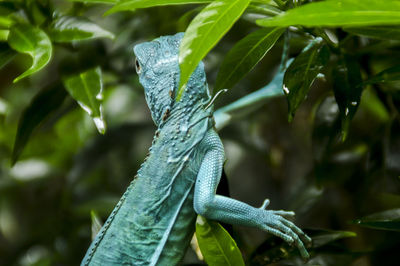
[82,32,214,266]
[82,124,212,265]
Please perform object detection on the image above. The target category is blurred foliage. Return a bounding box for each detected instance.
[0,0,400,265]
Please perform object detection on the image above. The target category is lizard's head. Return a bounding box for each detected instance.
[133,32,211,126]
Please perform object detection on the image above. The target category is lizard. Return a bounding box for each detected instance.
[81,32,311,266]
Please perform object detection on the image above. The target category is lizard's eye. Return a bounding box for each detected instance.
[135,58,141,74]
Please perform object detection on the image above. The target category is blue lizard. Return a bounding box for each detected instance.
[81,32,311,265]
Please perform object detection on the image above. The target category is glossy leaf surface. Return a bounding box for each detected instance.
[344,26,400,40]
[332,55,362,140]
[49,16,114,42]
[63,67,106,134]
[178,0,250,100]
[11,85,67,165]
[106,0,212,14]
[283,38,329,121]
[257,0,400,27]
[354,209,400,232]
[215,27,285,91]
[196,216,245,266]
[247,3,281,16]
[8,24,52,83]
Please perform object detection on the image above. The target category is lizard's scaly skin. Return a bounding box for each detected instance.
[82,33,311,266]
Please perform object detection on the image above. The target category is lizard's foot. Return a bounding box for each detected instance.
[256,199,312,259]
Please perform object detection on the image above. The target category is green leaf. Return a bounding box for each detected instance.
[0,16,13,28]
[310,229,356,248]
[247,3,281,16]
[332,55,362,141]
[283,38,329,121]
[363,65,400,85]
[249,228,356,265]
[63,67,106,134]
[256,0,400,28]
[48,16,114,42]
[178,0,251,100]
[343,26,400,40]
[0,4,15,28]
[26,0,48,26]
[11,84,67,165]
[69,0,117,4]
[249,229,356,266]
[196,215,245,266]
[105,0,212,15]
[8,24,52,83]
[0,43,16,69]
[0,29,9,41]
[215,27,285,91]
[90,210,103,241]
[354,208,400,232]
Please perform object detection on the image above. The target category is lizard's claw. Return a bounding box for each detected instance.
[257,208,311,259]
[260,198,270,209]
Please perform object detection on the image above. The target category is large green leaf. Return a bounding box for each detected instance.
[283,38,329,121]
[11,84,67,165]
[332,55,362,140]
[344,26,400,40]
[8,24,52,83]
[106,0,212,15]
[256,0,400,28]
[48,16,114,42]
[354,209,400,232]
[178,0,251,100]
[196,215,245,266]
[63,67,106,134]
[215,27,284,91]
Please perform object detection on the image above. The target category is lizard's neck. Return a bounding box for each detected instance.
[144,82,213,166]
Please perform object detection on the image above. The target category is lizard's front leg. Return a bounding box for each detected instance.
[193,130,311,259]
